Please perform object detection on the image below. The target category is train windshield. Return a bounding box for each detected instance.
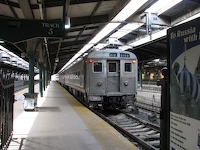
[94,62,102,72]
[125,63,132,72]
[109,63,116,72]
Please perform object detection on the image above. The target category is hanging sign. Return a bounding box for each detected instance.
[0,19,65,43]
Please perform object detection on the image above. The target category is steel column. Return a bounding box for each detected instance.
[157,68,169,150]
[43,66,46,91]
[45,69,48,87]
[28,53,35,94]
[139,64,143,90]
[39,63,43,97]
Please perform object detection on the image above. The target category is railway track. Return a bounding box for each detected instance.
[134,101,160,113]
[72,85,161,149]
[95,110,160,150]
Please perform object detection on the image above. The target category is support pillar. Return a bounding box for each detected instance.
[43,65,46,91]
[28,52,35,94]
[39,63,43,97]
[45,68,48,87]
[38,44,45,96]
[139,64,143,90]
[26,39,38,94]
[157,68,169,150]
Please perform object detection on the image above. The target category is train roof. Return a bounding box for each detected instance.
[61,48,137,72]
[87,48,137,59]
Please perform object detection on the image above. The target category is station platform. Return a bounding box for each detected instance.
[8,81,138,150]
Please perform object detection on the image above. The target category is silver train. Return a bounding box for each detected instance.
[58,48,138,109]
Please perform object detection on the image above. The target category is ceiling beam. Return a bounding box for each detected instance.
[61,40,86,48]
[108,0,130,20]
[18,0,34,19]
[49,40,86,49]
[75,1,102,41]
[0,0,20,8]
[65,26,98,33]
[70,0,111,5]
[128,13,170,26]
[49,34,91,44]
[58,53,74,59]
[27,0,111,8]
[53,0,70,74]
[171,6,200,26]
[136,0,158,14]
[5,0,18,18]
[187,0,200,4]
[70,15,108,27]
[58,51,78,56]
[50,47,78,55]
[66,34,92,40]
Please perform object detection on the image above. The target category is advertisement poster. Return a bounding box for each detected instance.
[169,18,200,150]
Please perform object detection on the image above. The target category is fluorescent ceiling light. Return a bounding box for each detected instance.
[153,58,160,62]
[65,17,71,29]
[65,24,70,29]
[59,44,93,73]
[129,28,168,47]
[176,12,200,25]
[59,23,120,72]
[119,45,133,51]
[94,43,108,50]
[110,23,144,39]
[151,28,168,40]
[112,0,148,22]
[58,0,149,73]
[88,0,148,44]
[157,0,182,15]
[79,44,94,54]
[89,23,120,44]
[130,36,150,47]
[145,0,182,15]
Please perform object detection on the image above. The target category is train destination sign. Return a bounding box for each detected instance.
[0,18,65,43]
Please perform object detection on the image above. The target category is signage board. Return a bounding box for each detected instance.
[168,18,200,150]
[0,19,65,43]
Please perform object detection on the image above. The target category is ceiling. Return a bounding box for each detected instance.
[0,0,200,74]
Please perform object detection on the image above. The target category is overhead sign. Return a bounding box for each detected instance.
[0,19,65,43]
[168,17,200,150]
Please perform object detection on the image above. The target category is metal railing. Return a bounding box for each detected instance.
[0,68,15,149]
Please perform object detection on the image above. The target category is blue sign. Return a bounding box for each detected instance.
[168,17,200,150]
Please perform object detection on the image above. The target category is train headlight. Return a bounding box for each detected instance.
[124,81,128,86]
[132,59,136,64]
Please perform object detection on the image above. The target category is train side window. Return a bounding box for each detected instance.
[125,63,132,72]
[109,63,116,72]
[94,62,102,72]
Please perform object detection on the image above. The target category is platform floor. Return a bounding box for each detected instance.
[8,81,138,150]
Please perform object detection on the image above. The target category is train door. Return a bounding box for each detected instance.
[107,60,120,93]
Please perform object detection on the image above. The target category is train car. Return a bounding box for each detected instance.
[59,47,137,109]
[10,57,18,66]
[0,51,10,64]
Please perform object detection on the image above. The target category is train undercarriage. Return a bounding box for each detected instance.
[60,83,136,110]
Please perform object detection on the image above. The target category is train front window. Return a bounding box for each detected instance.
[125,63,132,72]
[94,62,102,72]
[109,63,116,72]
